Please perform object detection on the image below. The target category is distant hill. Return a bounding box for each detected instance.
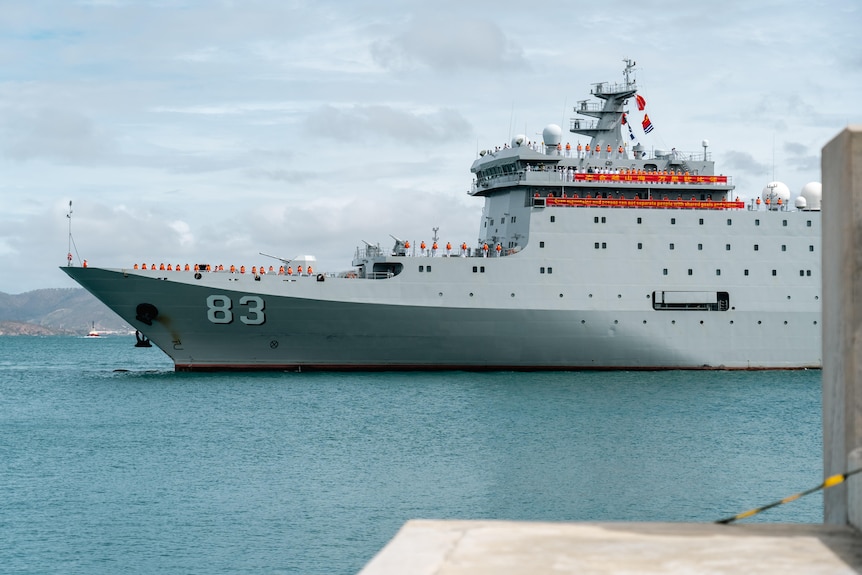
[0,288,132,335]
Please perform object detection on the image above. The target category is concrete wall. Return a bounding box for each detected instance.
[823,125,862,526]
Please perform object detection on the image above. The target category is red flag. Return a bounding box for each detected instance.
[636,94,646,111]
[621,112,627,125]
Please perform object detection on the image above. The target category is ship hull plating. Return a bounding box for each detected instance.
[62,265,821,371]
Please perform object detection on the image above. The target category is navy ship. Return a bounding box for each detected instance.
[62,60,822,371]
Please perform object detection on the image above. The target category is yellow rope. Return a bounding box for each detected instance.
[716,468,862,524]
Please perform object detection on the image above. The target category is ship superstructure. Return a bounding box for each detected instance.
[62,60,822,371]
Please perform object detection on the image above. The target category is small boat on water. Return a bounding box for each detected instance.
[85,322,101,338]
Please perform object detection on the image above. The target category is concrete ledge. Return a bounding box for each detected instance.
[358,520,862,574]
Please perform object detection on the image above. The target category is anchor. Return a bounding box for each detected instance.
[134,330,152,348]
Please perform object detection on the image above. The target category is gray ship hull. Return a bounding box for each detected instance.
[61,265,821,371]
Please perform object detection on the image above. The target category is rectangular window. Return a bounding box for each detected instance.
[601,242,607,249]
[783,220,788,227]
[637,217,642,224]
[698,243,703,251]
[806,270,811,276]
[669,243,675,250]
[772,269,777,276]
[699,218,704,225]
[419,266,424,272]
[480,266,485,273]
[601,216,606,223]
[539,241,545,248]
[427,265,431,272]
[688,269,693,276]
[663,268,668,276]
[548,267,553,274]
[781,245,786,252]
[472,266,478,273]
[800,270,805,277]
[716,269,721,276]
[744,269,749,276]
[594,242,600,249]
[810,245,814,252]
[807,220,812,227]
[637,242,643,250]
[540,267,546,274]
[671,218,676,225]
[754,245,759,251]
[726,244,731,251]
[594,216,599,223]
[727,219,732,226]
[511,216,516,223]
[550,215,556,222]
[755,219,760,226]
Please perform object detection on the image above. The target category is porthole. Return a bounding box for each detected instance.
[438,292,443,297]
[617,294,622,298]
[643,320,647,324]
[700,320,704,325]
[511,293,515,298]
[671,320,676,325]
[559,294,563,298]
[757,320,762,325]
[589,293,593,298]
[469,292,474,297]
[614,320,619,324]
[581,320,586,324]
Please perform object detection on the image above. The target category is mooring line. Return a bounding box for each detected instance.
[716,468,862,524]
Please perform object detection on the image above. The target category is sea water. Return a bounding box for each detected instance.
[1,336,822,574]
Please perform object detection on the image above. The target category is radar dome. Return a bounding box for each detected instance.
[542,124,562,147]
[799,182,822,211]
[794,196,808,209]
[761,181,790,204]
[511,135,527,148]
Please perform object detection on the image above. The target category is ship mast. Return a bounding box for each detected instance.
[569,59,638,153]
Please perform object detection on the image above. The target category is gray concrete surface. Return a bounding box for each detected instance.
[823,125,862,526]
[359,520,862,574]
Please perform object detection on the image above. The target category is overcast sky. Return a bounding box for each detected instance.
[1,0,859,293]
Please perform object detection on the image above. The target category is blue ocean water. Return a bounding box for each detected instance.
[1,336,822,574]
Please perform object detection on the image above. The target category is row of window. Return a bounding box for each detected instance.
[425,264,815,277]
[571,215,816,227]
[485,216,517,226]
[535,240,818,252]
[660,268,814,277]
